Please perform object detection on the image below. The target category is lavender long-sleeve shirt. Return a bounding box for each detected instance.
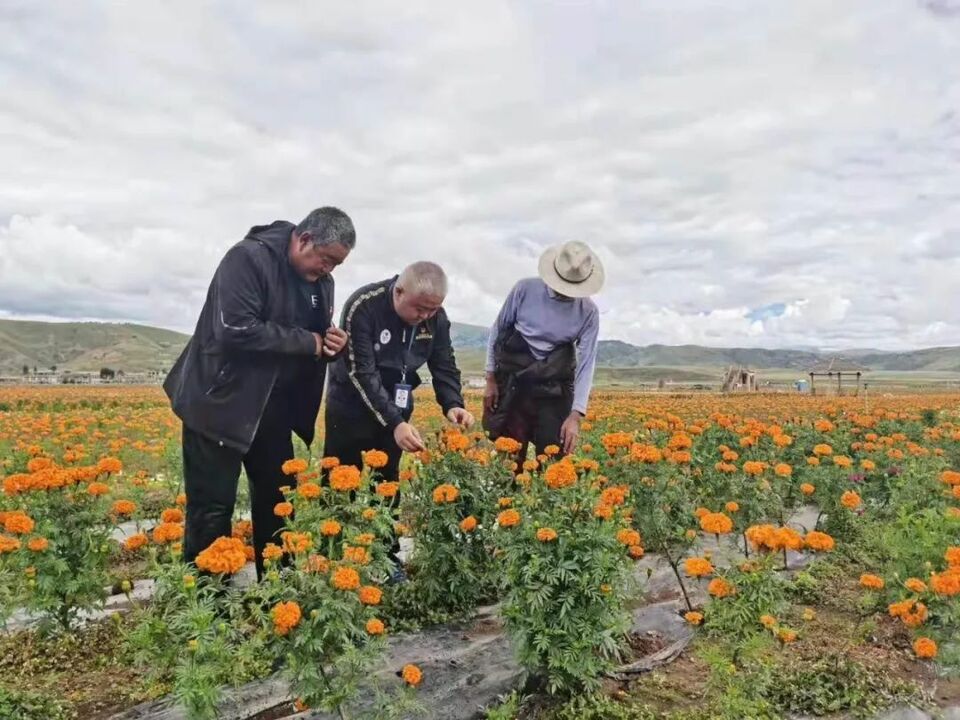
[485,277,600,415]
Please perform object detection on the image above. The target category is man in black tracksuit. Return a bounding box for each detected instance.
[325,261,474,487]
[164,207,355,578]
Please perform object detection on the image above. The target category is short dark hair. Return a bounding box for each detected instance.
[296,207,356,249]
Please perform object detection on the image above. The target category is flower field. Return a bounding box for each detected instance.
[0,386,959,720]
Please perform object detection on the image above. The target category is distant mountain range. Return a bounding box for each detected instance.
[3,318,960,375]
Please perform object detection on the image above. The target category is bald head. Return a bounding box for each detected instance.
[393,261,447,324]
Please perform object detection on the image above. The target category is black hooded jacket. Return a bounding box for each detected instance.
[163,221,336,452]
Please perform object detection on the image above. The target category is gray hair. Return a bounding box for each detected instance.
[397,261,448,298]
[296,207,356,249]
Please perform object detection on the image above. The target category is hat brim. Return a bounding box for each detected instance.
[538,246,605,298]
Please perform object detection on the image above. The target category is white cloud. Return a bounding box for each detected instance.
[0,0,958,350]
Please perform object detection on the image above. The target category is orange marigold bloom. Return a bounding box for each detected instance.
[320,456,341,470]
[494,437,522,454]
[355,533,375,546]
[402,664,423,687]
[840,491,861,510]
[616,528,641,547]
[497,509,521,528]
[684,557,715,578]
[945,547,960,568]
[320,520,341,536]
[307,554,330,574]
[930,569,960,596]
[699,512,734,535]
[196,536,248,574]
[124,532,149,552]
[0,534,20,553]
[331,566,361,591]
[432,483,459,504]
[343,545,370,565]
[902,602,928,628]
[629,545,645,559]
[27,536,49,552]
[362,450,389,469]
[263,543,283,561]
[913,637,937,659]
[3,512,35,535]
[760,614,777,629]
[777,628,798,644]
[904,578,927,594]
[112,500,137,516]
[600,485,629,507]
[684,611,703,625]
[97,457,123,475]
[544,444,561,456]
[366,618,385,635]
[804,531,835,552]
[774,463,792,477]
[459,515,478,532]
[536,527,558,542]
[161,507,184,523]
[725,501,740,513]
[722,450,739,462]
[87,482,110,496]
[498,497,513,508]
[813,444,833,457]
[833,456,853,469]
[152,522,184,544]
[297,482,321,500]
[594,503,613,520]
[708,578,736,598]
[175,493,187,506]
[376,482,399,499]
[282,458,308,476]
[630,443,663,463]
[362,508,377,521]
[281,531,312,555]
[544,460,578,490]
[330,465,362,492]
[859,574,885,590]
[272,601,302,636]
[742,461,766,476]
[522,459,539,472]
[800,483,816,496]
[358,585,383,605]
[274,502,294,518]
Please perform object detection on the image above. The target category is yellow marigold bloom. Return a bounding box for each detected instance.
[494,437,522,454]
[684,557,714,577]
[536,527,558,542]
[366,618,385,635]
[152,522,184,544]
[774,463,792,477]
[320,519,341,537]
[600,485,629,507]
[432,483,459,504]
[376,482,399,499]
[272,601,302,636]
[282,458,308,476]
[840,491,861,510]
[773,433,793,448]
[362,450,389,469]
[804,531,835,552]
[860,573,885,590]
[760,614,777,629]
[800,483,816,496]
[297,482,321,500]
[708,578,736,598]
[616,528,641,547]
[263,543,283,561]
[904,578,928,594]
[497,509,521,528]
[330,465,362,492]
[332,566,360,590]
[402,664,423,687]
[112,500,137,516]
[459,515,478,532]
[196,536,248,574]
[913,637,937,659]
[27,536,48,552]
[358,585,383,605]
[274,502,294,517]
[684,611,703,625]
[700,512,734,535]
[544,460,578,490]
[123,532,148,552]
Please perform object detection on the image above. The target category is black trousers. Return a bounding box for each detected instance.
[493,388,572,458]
[183,391,294,580]
[322,405,403,560]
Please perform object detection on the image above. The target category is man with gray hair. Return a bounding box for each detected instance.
[325,261,473,486]
[164,207,355,578]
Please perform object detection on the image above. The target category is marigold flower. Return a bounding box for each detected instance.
[331,566,360,591]
[629,545,645,559]
[297,482,321,500]
[282,458,308,476]
[708,578,736,598]
[774,463,793,477]
[175,493,187,506]
[124,532,148,552]
[343,545,369,565]
[860,574,885,590]
[358,585,383,605]
[600,485,629,507]
[902,602,928,628]
[320,520,342,537]
[445,431,470,452]
[840,491,861,509]
[3,512,35,535]
[699,512,734,536]
[432,483,459,504]
[112,500,137,516]
[281,531,312,555]
[945,547,960,568]
[263,543,283,561]
[807,457,821,467]
[616,528,641,547]
[684,557,715,578]
[376,482,399,499]
[362,508,377,521]
[494,437,522,454]
[930,569,960,596]
[362,450,389,469]
[536,527,558,542]
[939,470,960,486]
[307,554,330,574]
[152,522,184,544]
[320,456,341,470]
[593,503,614,520]
[97,457,123,475]
[813,443,833,457]
[402,663,423,686]
[684,611,704,625]
[87,482,110,496]
[366,618,385,635]
[777,628,798,644]
[760,614,777,629]
[498,497,513,508]
[743,461,766,476]
[544,444,561,456]
[913,637,937,659]
[544,460,578,490]
[459,515,478,532]
[355,533,375,546]
[497,509,521,528]
[725,501,740,513]
[196,536,248,574]
[274,502,294,518]
[272,601,302,636]
[804,531,835,552]
[330,465,361,492]
[0,534,20,553]
[904,578,927,594]
[161,507,184,523]
[522,459,539,472]
[27,536,49,552]
[800,483,816,496]
[630,443,663,463]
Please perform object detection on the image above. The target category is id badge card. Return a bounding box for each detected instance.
[394,383,412,410]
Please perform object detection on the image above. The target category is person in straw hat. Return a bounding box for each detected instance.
[483,240,603,457]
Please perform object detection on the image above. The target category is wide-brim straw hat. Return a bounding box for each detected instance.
[538,241,605,298]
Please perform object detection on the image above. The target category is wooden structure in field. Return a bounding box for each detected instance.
[806,357,867,396]
[721,365,757,392]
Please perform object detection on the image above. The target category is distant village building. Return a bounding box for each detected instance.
[721,365,757,392]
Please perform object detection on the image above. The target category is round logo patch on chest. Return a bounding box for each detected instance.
[380,329,392,344]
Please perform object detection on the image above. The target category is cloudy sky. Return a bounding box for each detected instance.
[1,1,958,350]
